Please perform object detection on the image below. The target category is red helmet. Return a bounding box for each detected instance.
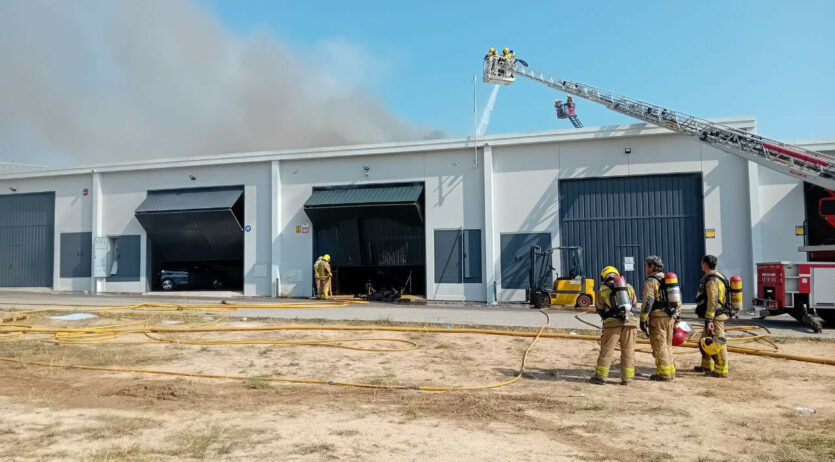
[672,327,688,346]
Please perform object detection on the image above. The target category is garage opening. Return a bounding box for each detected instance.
[135,186,244,292]
[304,182,426,298]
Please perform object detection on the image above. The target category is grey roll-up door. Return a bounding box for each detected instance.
[500,233,551,289]
[0,192,54,287]
[135,187,244,262]
[434,229,482,284]
[108,235,140,281]
[559,174,705,301]
[60,232,92,278]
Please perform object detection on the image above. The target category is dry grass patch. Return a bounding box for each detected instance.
[294,442,336,456]
[367,369,397,385]
[172,423,235,459]
[81,415,156,440]
[107,378,212,401]
[402,402,421,420]
[768,433,835,462]
[244,374,271,389]
[82,444,151,462]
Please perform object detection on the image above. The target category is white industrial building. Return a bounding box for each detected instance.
[1,117,832,304]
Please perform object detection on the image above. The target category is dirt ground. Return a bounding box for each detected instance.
[1,311,834,461]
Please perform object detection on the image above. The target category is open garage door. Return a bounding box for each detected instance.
[304,183,425,297]
[135,186,244,291]
[0,192,55,287]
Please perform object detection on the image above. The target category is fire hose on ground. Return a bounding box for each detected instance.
[0,301,833,392]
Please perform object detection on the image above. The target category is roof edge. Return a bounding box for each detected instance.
[0,117,758,180]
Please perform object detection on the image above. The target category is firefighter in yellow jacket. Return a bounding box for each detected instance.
[313,254,333,300]
[592,266,638,385]
[640,255,678,381]
[696,254,729,377]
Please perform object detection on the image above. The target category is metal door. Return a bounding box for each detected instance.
[560,174,704,302]
[500,233,551,289]
[0,192,55,287]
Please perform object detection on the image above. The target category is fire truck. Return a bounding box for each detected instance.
[753,193,835,332]
[753,262,835,333]
[482,51,835,331]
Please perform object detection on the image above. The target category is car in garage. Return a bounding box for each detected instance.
[157,263,227,291]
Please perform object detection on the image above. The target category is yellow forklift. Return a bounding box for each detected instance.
[526,245,595,308]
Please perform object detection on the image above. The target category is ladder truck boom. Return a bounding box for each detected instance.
[482,56,835,191]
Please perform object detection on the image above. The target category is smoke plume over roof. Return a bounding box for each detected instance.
[0,0,425,166]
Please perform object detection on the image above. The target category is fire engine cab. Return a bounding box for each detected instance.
[754,262,835,333]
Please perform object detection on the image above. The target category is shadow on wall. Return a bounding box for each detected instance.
[432,174,463,208]
[517,175,560,235]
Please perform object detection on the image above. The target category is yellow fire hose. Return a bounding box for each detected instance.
[0,306,551,391]
[0,301,834,393]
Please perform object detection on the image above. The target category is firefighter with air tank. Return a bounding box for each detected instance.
[696,255,743,378]
[313,254,333,300]
[591,266,638,385]
[639,256,682,381]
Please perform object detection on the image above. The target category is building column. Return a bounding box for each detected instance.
[270,160,282,297]
[90,171,103,294]
[746,161,761,308]
[482,144,498,304]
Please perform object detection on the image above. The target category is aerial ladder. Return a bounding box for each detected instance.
[483,53,835,331]
[483,55,835,191]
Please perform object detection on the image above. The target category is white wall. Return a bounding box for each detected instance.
[756,166,806,263]
[98,163,272,295]
[492,143,560,301]
[0,174,92,291]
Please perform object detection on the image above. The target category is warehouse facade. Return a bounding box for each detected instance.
[0,117,830,304]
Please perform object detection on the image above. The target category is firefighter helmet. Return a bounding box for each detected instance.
[700,336,723,356]
[600,266,620,281]
[323,254,331,261]
[672,327,688,346]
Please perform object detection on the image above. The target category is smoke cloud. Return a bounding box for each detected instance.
[0,0,425,167]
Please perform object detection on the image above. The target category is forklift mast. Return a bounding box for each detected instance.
[529,245,585,290]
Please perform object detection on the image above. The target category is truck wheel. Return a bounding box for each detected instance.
[534,293,551,308]
[575,294,593,308]
[161,279,174,291]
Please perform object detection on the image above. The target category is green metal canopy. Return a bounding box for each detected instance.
[304,183,423,208]
[135,186,244,262]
